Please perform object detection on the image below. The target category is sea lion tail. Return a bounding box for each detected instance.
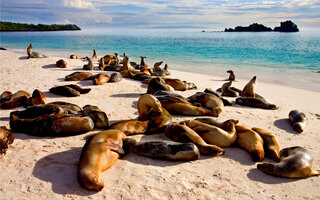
[310,170,320,177]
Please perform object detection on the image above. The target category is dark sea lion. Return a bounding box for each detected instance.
[27,43,47,58]
[46,101,82,114]
[182,120,237,147]
[235,125,264,162]
[227,70,235,81]
[153,90,185,99]
[252,127,280,161]
[204,88,233,106]
[153,61,163,71]
[70,55,78,59]
[163,78,196,91]
[188,92,224,114]
[67,84,91,94]
[123,56,135,71]
[83,57,94,70]
[164,64,170,75]
[147,77,173,94]
[129,71,151,81]
[49,86,80,97]
[56,59,67,68]
[93,73,111,85]
[235,97,278,110]
[221,81,239,97]
[257,146,320,178]
[82,105,109,128]
[0,90,30,109]
[140,56,147,67]
[124,137,200,161]
[65,72,93,81]
[92,50,98,58]
[241,76,256,97]
[109,72,123,82]
[165,122,224,156]
[0,126,14,154]
[11,104,65,120]
[289,110,306,133]
[78,130,126,191]
[0,47,7,50]
[0,91,13,103]
[24,89,46,107]
[109,120,149,135]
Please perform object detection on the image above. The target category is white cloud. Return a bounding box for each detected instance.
[63,0,96,10]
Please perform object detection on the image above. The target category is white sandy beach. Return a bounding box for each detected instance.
[0,50,319,200]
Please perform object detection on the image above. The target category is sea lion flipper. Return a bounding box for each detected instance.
[310,170,320,177]
[105,143,125,155]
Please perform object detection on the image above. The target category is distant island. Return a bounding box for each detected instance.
[224,20,299,32]
[0,21,81,32]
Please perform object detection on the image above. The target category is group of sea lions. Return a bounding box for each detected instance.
[0,46,318,192]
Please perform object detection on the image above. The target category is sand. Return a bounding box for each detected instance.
[0,50,319,200]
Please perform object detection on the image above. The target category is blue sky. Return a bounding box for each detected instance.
[1,0,319,30]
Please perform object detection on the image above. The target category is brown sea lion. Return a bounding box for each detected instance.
[0,90,30,109]
[103,54,115,64]
[188,92,224,114]
[123,56,135,71]
[25,89,46,107]
[56,59,67,68]
[11,104,66,120]
[137,94,162,120]
[70,54,78,59]
[49,85,91,97]
[93,73,111,85]
[83,57,94,70]
[163,78,197,91]
[140,56,147,67]
[83,105,109,128]
[124,137,200,161]
[204,88,233,106]
[92,50,98,58]
[194,117,239,128]
[153,61,164,72]
[221,81,239,97]
[128,70,151,81]
[165,122,224,156]
[65,72,93,81]
[235,125,264,162]
[252,127,280,161]
[257,146,320,178]
[235,97,278,110]
[227,70,235,81]
[99,57,106,70]
[109,72,123,82]
[241,76,256,97]
[46,101,82,114]
[0,126,14,154]
[78,130,126,191]
[27,43,47,58]
[164,64,170,75]
[0,91,13,103]
[183,120,237,147]
[147,77,173,94]
[289,110,306,133]
[109,120,149,135]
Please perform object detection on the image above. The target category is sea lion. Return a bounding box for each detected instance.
[25,89,46,107]
[165,122,224,156]
[227,70,235,81]
[188,92,224,114]
[123,56,135,71]
[103,54,115,64]
[70,55,78,59]
[140,56,147,67]
[137,94,162,120]
[128,70,151,81]
[0,126,14,154]
[78,130,126,191]
[235,97,278,110]
[93,73,111,85]
[252,127,280,161]
[153,61,163,72]
[83,57,94,70]
[83,105,109,128]
[124,137,200,161]
[109,72,123,82]
[163,78,197,91]
[194,117,239,128]
[99,57,106,70]
[46,101,82,114]
[109,120,149,135]
[49,85,91,97]
[65,72,93,81]
[257,146,320,178]
[0,47,7,50]
[221,81,239,97]
[147,77,173,94]
[0,91,13,103]
[182,120,237,147]
[0,90,30,109]
[241,76,256,97]
[27,43,47,58]
[235,125,264,162]
[204,88,233,106]
[11,104,66,119]
[289,110,306,133]
[56,59,67,68]
[164,64,170,75]
[92,50,98,58]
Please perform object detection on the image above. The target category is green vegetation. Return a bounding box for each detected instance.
[0,21,81,31]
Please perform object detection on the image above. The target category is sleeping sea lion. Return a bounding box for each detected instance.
[0,91,13,103]
[70,55,78,59]
[241,76,256,97]
[165,122,224,156]
[235,125,264,162]
[46,101,82,115]
[0,90,30,109]
[0,126,14,154]
[252,127,280,161]
[56,59,67,68]
[147,77,173,94]
[65,72,93,81]
[188,92,224,114]
[109,72,123,82]
[194,117,239,128]
[163,78,197,91]
[83,105,109,128]
[221,81,239,97]
[11,104,66,119]
[83,57,94,70]
[289,110,306,133]
[78,130,126,191]
[137,94,162,120]
[257,146,320,178]
[124,137,200,161]
[93,73,111,85]
[227,70,235,81]
[235,97,278,110]
[25,89,46,107]
[49,85,91,97]
[92,50,98,58]
[27,43,47,58]
[109,120,149,135]
[204,88,233,106]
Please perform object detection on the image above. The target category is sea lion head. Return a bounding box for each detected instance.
[257,163,275,174]
[78,170,104,191]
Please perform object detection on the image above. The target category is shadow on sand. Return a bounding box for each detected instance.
[274,118,298,134]
[247,168,299,184]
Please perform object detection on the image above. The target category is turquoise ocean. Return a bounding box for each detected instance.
[1,28,319,91]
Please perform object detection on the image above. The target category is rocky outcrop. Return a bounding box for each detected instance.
[274,20,299,32]
[225,21,299,32]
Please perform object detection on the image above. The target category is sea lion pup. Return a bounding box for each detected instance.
[10,112,94,136]
[56,59,67,68]
[289,110,306,133]
[83,57,94,70]
[188,92,224,115]
[0,90,30,109]
[122,56,135,71]
[0,126,14,154]
[221,81,239,97]
[46,101,82,114]
[227,70,235,81]
[65,72,93,81]
[93,73,111,85]
[108,72,122,82]
[252,127,280,161]
[235,125,264,162]
[204,88,233,106]
[83,105,109,128]
[182,120,237,147]
[235,97,278,110]
[27,43,47,58]
[70,54,78,59]
[78,130,126,191]
[147,77,173,94]
[0,91,13,103]
[25,89,46,107]
[241,76,256,97]
[163,78,197,91]
[124,137,200,161]
[92,49,98,58]
[109,120,149,135]
[257,146,320,178]
[165,122,224,156]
